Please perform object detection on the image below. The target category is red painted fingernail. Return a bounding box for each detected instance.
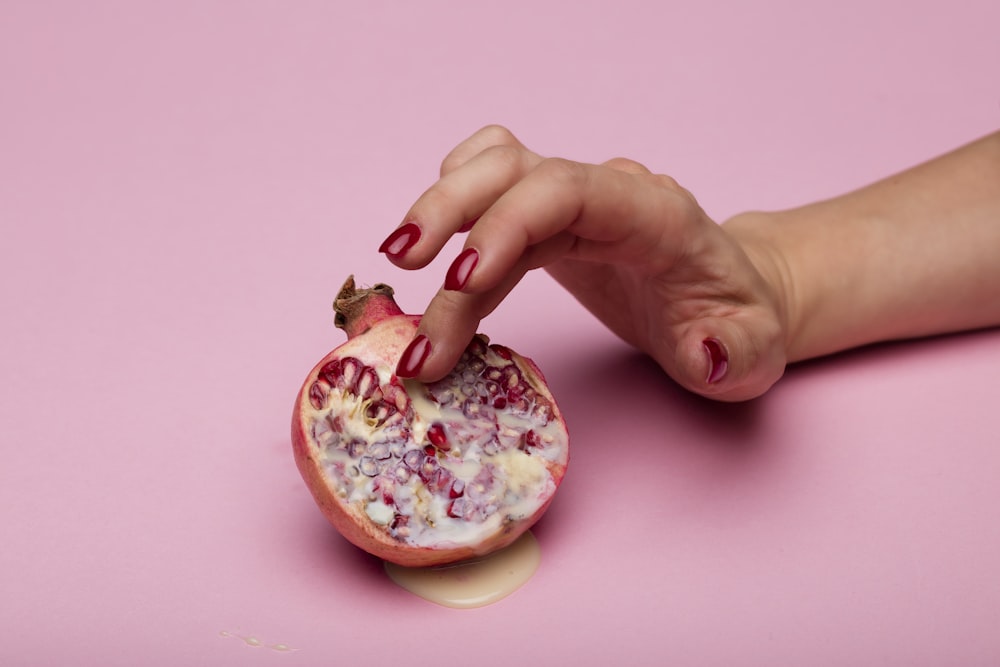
[379,222,421,258]
[703,338,728,384]
[396,334,431,378]
[458,218,478,233]
[444,247,479,291]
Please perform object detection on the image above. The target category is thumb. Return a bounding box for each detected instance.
[667,317,787,401]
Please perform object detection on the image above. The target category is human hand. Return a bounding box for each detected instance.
[379,125,790,401]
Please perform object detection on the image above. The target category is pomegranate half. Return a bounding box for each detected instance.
[292,277,570,567]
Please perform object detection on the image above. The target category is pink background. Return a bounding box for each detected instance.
[2,0,998,665]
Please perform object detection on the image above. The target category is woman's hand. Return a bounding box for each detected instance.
[378,125,791,401]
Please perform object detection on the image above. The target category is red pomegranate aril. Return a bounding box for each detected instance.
[338,357,362,393]
[319,359,341,385]
[359,456,378,477]
[356,366,379,400]
[418,456,439,484]
[291,276,569,567]
[347,438,367,458]
[426,422,448,450]
[447,498,476,520]
[402,449,423,471]
[369,442,391,460]
[308,382,327,410]
[373,477,395,505]
[431,467,454,493]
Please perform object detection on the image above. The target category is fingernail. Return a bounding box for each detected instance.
[378,222,421,258]
[703,338,728,384]
[444,247,479,291]
[396,334,431,378]
[458,218,478,233]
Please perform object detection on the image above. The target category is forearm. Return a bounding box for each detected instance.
[727,131,1000,362]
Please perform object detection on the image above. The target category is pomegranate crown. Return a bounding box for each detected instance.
[333,275,405,339]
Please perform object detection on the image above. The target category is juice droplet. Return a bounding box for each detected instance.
[219,631,297,652]
[383,531,541,608]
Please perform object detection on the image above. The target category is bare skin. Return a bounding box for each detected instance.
[380,125,1000,401]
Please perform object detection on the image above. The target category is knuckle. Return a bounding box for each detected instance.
[534,156,587,188]
[652,173,682,190]
[481,143,525,172]
[415,183,456,216]
[476,124,518,146]
[603,156,650,174]
[650,173,700,207]
[439,150,465,175]
[440,125,520,175]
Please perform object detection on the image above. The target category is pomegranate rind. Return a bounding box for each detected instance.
[292,314,569,568]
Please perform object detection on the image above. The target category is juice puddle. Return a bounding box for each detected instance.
[384,531,540,608]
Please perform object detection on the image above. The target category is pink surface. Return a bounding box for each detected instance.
[2,1,998,664]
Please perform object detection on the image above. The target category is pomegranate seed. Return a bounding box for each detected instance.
[418,456,439,484]
[449,478,465,498]
[432,387,456,407]
[386,384,408,412]
[490,344,512,361]
[519,430,542,453]
[481,380,502,400]
[462,399,487,419]
[347,439,367,457]
[375,479,395,505]
[502,366,520,391]
[402,449,423,471]
[433,468,455,494]
[356,366,379,400]
[319,359,342,385]
[390,513,410,538]
[508,396,531,414]
[531,402,552,424]
[359,457,378,476]
[426,422,448,450]
[338,357,363,394]
[308,382,327,409]
[313,425,340,449]
[364,401,391,422]
[467,336,488,357]
[369,442,391,460]
[447,498,476,520]
[389,440,406,458]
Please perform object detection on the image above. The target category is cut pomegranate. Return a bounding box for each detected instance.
[292,276,570,567]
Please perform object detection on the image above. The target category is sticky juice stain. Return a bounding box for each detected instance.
[219,630,297,652]
[383,530,541,608]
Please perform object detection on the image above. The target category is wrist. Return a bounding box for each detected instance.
[721,211,801,361]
